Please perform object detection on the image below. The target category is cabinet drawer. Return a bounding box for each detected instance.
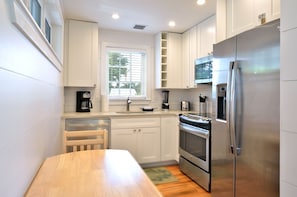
[111,117,160,129]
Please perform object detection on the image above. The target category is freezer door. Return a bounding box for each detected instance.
[234,20,280,197]
[211,36,236,196]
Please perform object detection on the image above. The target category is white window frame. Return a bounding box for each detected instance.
[101,42,152,104]
[9,0,63,70]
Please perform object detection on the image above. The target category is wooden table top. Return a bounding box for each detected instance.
[25,149,162,197]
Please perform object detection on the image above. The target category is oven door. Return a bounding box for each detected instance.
[179,122,210,172]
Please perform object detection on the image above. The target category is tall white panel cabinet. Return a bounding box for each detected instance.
[155,32,182,89]
[64,20,98,87]
[280,0,297,196]
[161,116,179,161]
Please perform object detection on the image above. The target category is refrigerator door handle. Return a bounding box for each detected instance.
[227,61,236,155]
[229,61,242,156]
[228,61,242,156]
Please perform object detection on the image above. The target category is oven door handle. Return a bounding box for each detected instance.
[179,124,209,138]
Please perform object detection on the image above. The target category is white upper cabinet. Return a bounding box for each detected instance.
[226,0,255,37]
[181,25,198,88]
[197,16,216,58]
[155,32,183,89]
[64,20,98,87]
[181,15,216,88]
[226,0,280,38]
[182,31,192,88]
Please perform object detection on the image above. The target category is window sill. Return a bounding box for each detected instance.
[9,0,62,71]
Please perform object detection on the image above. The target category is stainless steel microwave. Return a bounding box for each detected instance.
[195,56,213,84]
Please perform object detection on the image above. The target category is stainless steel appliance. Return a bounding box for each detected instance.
[76,91,93,112]
[211,19,280,197]
[179,113,211,191]
[162,90,169,110]
[199,95,207,116]
[181,101,190,111]
[195,55,213,84]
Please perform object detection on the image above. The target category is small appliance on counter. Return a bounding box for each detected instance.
[181,101,190,111]
[162,90,169,110]
[199,95,207,116]
[76,91,92,112]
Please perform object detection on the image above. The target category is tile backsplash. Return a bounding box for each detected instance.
[64,84,212,113]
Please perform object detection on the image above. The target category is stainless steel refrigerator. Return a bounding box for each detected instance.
[211,19,280,197]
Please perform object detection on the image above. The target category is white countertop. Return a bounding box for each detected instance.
[62,110,195,119]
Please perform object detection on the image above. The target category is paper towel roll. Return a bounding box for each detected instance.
[101,95,109,112]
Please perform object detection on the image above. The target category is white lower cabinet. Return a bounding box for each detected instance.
[110,117,161,164]
[110,115,179,164]
[161,116,179,161]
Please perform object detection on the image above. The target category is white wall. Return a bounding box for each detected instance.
[64,29,212,113]
[280,0,297,196]
[0,1,63,196]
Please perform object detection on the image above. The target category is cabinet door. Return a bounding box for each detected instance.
[254,0,280,25]
[198,16,216,58]
[110,129,137,158]
[182,31,195,88]
[161,116,178,161]
[137,127,160,163]
[226,0,255,37]
[167,33,182,88]
[64,20,98,87]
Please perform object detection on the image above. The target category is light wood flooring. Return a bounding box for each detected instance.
[156,165,211,197]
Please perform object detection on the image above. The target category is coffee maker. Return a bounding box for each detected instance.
[162,90,169,110]
[76,91,92,112]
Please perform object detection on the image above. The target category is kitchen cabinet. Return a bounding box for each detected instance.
[226,0,280,38]
[64,20,98,87]
[155,32,183,89]
[161,116,179,161]
[181,15,215,88]
[182,26,197,88]
[110,117,161,164]
[197,16,216,58]
[182,31,192,88]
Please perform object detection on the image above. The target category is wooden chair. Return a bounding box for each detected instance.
[63,129,108,153]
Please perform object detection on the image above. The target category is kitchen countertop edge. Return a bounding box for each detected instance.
[62,111,196,119]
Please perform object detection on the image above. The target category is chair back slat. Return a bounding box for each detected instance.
[63,129,108,153]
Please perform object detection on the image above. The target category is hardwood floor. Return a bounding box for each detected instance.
[156,165,211,197]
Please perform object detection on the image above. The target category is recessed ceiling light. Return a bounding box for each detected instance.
[197,0,206,5]
[168,21,176,27]
[112,13,120,20]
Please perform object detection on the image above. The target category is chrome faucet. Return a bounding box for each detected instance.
[126,97,132,111]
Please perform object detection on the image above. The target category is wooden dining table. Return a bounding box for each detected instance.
[25,149,162,197]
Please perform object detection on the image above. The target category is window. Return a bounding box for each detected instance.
[107,48,147,98]
[30,0,41,27]
[45,18,51,43]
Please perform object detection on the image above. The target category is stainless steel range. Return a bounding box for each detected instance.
[179,113,211,192]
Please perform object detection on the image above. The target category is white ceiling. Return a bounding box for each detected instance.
[60,0,216,34]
